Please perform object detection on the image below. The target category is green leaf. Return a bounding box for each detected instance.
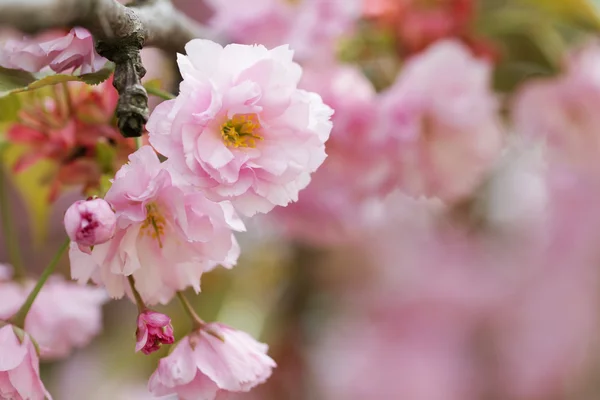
[0,63,115,97]
[0,68,36,94]
[521,0,600,31]
[0,94,21,124]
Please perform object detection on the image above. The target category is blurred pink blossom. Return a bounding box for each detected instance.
[7,78,133,201]
[149,323,275,400]
[136,309,175,355]
[513,42,600,171]
[313,165,600,399]
[64,198,117,252]
[69,146,244,305]
[205,0,359,60]
[0,27,107,74]
[0,265,107,360]
[148,40,333,216]
[0,325,53,399]
[378,40,503,203]
[271,62,389,245]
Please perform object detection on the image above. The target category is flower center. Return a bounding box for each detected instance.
[220,114,263,148]
[141,203,166,248]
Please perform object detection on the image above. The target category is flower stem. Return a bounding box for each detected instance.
[11,238,70,328]
[0,164,25,280]
[127,275,146,312]
[145,85,176,101]
[135,136,143,150]
[176,291,205,330]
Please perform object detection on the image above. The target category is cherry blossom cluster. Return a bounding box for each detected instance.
[0,27,332,399]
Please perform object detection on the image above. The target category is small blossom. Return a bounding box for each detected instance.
[64,198,117,250]
[69,146,244,305]
[377,40,503,203]
[0,266,108,360]
[136,310,175,355]
[0,325,53,400]
[0,27,107,74]
[148,323,276,400]
[147,40,333,216]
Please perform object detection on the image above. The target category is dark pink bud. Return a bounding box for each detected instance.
[64,198,116,247]
[136,310,175,355]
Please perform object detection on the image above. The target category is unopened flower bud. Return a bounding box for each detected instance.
[64,198,116,247]
[136,310,175,355]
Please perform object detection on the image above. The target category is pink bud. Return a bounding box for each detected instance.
[136,310,175,355]
[64,198,116,247]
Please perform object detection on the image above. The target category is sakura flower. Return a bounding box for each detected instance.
[136,310,175,355]
[205,0,359,60]
[0,325,53,400]
[271,62,390,245]
[0,27,107,74]
[149,323,275,399]
[64,198,117,251]
[69,146,244,305]
[7,78,133,201]
[513,43,600,171]
[147,40,333,216]
[377,40,503,203]
[0,266,108,360]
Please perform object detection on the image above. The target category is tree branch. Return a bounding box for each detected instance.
[0,0,210,137]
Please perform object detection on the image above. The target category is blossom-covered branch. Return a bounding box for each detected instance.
[0,0,211,137]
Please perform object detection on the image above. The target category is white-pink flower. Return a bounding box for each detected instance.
[147,40,333,217]
[377,39,503,203]
[0,265,107,360]
[0,27,107,74]
[149,323,275,400]
[0,325,53,400]
[69,146,244,305]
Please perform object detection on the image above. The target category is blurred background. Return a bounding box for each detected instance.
[5,0,600,399]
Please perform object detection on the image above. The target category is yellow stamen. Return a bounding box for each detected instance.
[220,114,263,148]
[140,203,166,248]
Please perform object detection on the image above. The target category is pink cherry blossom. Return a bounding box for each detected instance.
[271,61,390,245]
[513,42,600,171]
[0,325,53,400]
[377,40,503,203]
[204,0,292,51]
[0,27,107,74]
[205,0,359,60]
[0,267,107,360]
[149,323,275,400]
[64,198,117,251]
[136,310,175,355]
[69,146,244,305]
[147,40,333,216]
[7,78,133,201]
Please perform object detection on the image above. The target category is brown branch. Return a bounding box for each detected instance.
[0,0,212,137]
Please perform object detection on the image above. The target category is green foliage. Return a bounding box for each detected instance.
[477,0,600,92]
[337,21,401,92]
[0,63,115,97]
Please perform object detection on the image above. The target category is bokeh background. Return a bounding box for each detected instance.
[5,0,600,399]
